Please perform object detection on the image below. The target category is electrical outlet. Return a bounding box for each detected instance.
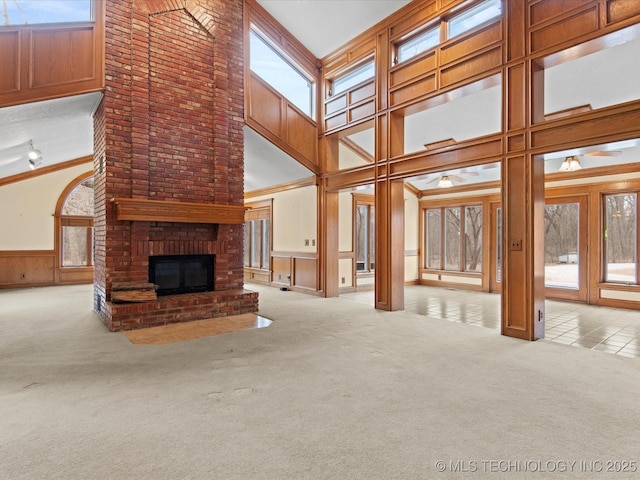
[311,239,316,247]
[341,276,345,284]
[510,239,522,251]
[305,239,309,246]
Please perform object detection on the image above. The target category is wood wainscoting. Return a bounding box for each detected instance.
[0,250,93,289]
[269,251,319,293]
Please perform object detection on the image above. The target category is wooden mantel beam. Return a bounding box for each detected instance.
[111,198,246,224]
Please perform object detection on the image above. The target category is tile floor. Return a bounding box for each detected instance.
[343,285,640,358]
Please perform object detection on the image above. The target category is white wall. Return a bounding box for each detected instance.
[250,185,318,252]
[0,164,92,250]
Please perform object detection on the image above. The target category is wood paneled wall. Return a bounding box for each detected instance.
[244,0,640,334]
[244,1,321,174]
[0,0,104,107]
[0,251,55,287]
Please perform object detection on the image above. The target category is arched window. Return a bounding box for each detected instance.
[59,176,94,268]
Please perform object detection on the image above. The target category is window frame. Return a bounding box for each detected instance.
[353,194,375,274]
[0,0,94,27]
[328,59,375,97]
[603,191,639,285]
[54,173,94,279]
[446,0,502,40]
[422,203,483,274]
[244,200,272,272]
[249,26,316,118]
[393,22,440,65]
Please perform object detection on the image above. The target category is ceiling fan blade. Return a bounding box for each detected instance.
[583,151,622,157]
[425,176,440,186]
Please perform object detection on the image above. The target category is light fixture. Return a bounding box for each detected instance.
[437,175,453,188]
[28,157,43,170]
[27,140,43,169]
[559,155,582,172]
[27,140,41,160]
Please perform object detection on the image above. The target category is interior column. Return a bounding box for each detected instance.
[375,177,404,311]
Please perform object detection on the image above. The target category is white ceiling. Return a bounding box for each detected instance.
[0,92,100,178]
[255,0,413,59]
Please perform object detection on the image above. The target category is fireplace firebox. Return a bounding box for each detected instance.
[149,254,214,296]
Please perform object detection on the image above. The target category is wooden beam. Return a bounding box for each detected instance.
[111,198,245,224]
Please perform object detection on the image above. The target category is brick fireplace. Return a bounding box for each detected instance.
[93,0,258,331]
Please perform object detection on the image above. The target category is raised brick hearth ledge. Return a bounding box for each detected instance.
[101,289,259,332]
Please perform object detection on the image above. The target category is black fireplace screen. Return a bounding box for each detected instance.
[149,255,214,295]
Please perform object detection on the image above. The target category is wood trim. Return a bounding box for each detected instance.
[420,180,501,197]
[244,176,317,199]
[111,198,245,224]
[544,103,592,121]
[271,251,318,259]
[0,155,93,187]
[340,137,374,163]
[404,182,421,198]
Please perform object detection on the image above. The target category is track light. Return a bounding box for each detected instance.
[29,157,43,170]
[28,140,41,160]
[559,155,582,172]
[437,175,453,188]
[27,140,43,169]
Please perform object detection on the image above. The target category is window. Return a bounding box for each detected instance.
[395,24,439,64]
[545,202,580,289]
[465,205,483,272]
[60,177,94,267]
[445,207,461,270]
[355,200,375,273]
[244,218,270,270]
[426,209,441,269]
[330,60,375,96]
[244,203,271,270]
[448,0,501,39]
[1,0,93,26]
[604,193,637,284]
[424,204,483,272]
[249,29,315,117]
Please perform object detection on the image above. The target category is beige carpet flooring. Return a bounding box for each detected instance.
[1,284,640,479]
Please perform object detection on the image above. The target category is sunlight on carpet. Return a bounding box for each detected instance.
[123,313,272,345]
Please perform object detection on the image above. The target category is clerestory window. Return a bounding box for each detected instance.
[249,28,315,118]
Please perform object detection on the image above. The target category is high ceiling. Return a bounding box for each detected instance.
[0,2,639,194]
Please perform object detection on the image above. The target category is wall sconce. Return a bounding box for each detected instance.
[27,140,43,169]
[559,155,582,172]
[437,175,453,188]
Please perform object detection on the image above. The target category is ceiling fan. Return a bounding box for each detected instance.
[425,171,479,188]
[557,150,622,172]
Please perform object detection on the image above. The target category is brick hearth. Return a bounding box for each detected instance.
[93,0,257,331]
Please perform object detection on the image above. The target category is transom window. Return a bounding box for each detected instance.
[249,28,315,117]
[1,0,93,26]
[395,24,439,64]
[330,60,375,97]
[447,0,501,39]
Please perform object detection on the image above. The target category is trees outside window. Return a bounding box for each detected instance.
[424,204,483,273]
[60,177,94,267]
[604,193,637,284]
[355,202,375,273]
